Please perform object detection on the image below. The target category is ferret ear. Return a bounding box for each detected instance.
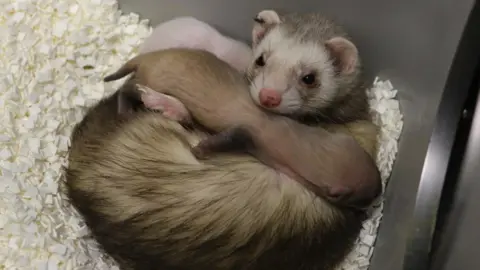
[325,37,359,75]
[252,10,281,47]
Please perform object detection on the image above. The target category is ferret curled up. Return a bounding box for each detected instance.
[103,48,381,209]
[65,90,369,270]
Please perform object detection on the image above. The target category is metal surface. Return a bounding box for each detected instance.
[403,2,480,269]
[429,85,480,270]
[115,1,477,269]
[426,75,480,270]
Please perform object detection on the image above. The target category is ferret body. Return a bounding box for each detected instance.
[103,48,381,209]
[140,16,253,73]
[116,16,253,115]
[65,91,366,270]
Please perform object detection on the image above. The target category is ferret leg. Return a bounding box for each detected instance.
[117,91,134,114]
[136,84,192,123]
[117,80,140,115]
[191,126,255,159]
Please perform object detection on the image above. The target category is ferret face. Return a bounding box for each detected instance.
[247,28,338,116]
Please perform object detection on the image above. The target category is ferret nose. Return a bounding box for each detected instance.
[259,88,282,108]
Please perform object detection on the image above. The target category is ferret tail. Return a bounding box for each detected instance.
[103,56,142,82]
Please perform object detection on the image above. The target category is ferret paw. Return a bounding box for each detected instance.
[191,144,211,160]
[191,127,254,160]
[136,84,191,123]
[252,10,281,46]
[254,10,281,25]
[162,109,191,123]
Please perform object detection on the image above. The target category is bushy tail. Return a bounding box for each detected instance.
[104,55,142,82]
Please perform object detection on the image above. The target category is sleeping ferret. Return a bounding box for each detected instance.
[103,48,381,209]
[65,89,373,270]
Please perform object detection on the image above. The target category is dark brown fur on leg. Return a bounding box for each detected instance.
[116,79,144,115]
[191,126,254,159]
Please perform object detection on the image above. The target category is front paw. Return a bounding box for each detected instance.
[191,144,210,160]
[162,108,191,123]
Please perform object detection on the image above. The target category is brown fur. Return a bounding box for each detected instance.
[65,91,368,270]
[104,49,264,131]
[103,48,381,209]
[116,78,144,114]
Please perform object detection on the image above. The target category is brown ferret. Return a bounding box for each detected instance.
[65,90,369,270]
[103,48,381,209]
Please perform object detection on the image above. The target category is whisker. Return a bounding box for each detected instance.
[261,70,265,88]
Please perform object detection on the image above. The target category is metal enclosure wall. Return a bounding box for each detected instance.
[115,1,477,269]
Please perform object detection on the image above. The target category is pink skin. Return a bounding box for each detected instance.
[137,85,191,123]
[258,88,282,108]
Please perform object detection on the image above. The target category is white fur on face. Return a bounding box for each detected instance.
[249,28,338,115]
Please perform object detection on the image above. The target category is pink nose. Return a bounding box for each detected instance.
[259,88,282,108]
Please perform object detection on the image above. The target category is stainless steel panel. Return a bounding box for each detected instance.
[429,84,480,270]
[403,4,480,269]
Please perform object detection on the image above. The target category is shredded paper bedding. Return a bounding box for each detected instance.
[0,0,404,269]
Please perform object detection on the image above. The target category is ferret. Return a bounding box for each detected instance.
[247,10,369,125]
[103,48,381,209]
[65,90,369,270]
[116,16,253,115]
[125,9,379,179]
[140,16,252,72]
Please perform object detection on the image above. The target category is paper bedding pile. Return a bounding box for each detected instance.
[0,0,403,269]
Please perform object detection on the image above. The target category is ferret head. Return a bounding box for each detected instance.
[246,10,361,117]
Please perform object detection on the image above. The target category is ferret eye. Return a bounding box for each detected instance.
[255,54,266,67]
[301,74,316,86]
